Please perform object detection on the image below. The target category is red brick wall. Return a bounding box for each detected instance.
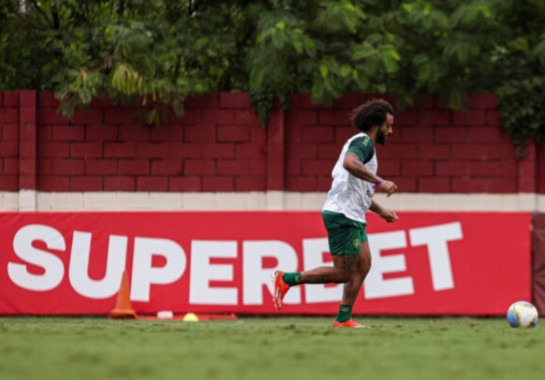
[0,90,542,194]
[0,91,23,191]
[35,91,267,192]
[285,93,541,193]
[539,149,545,194]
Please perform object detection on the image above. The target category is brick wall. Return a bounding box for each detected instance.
[0,91,23,191]
[38,91,265,192]
[0,90,542,194]
[285,93,541,193]
[539,149,545,194]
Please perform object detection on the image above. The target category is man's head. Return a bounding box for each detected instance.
[350,99,394,145]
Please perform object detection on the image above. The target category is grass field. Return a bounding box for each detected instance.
[0,316,543,380]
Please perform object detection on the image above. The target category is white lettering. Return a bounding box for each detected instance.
[131,237,186,302]
[8,224,65,291]
[4,220,466,306]
[69,232,128,299]
[365,231,414,299]
[190,241,237,305]
[242,240,301,305]
[409,222,463,291]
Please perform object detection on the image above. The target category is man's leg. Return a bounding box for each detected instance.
[272,253,361,310]
[333,241,371,327]
[280,242,371,298]
[272,259,349,310]
[273,213,370,314]
[299,255,355,283]
[340,240,371,306]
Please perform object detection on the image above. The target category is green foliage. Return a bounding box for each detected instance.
[490,0,545,156]
[0,0,544,152]
[497,77,545,157]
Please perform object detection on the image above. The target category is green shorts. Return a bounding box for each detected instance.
[322,211,368,255]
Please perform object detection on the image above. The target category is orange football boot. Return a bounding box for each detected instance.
[272,271,290,310]
[333,319,366,328]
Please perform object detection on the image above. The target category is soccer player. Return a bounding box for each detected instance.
[273,98,398,328]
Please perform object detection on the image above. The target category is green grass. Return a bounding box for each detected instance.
[0,316,543,380]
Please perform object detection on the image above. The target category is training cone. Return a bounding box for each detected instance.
[109,271,137,319]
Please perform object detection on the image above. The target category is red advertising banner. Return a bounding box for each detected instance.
[0,211,531,316]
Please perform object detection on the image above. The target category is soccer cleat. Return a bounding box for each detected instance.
[272,271,290,310]
[333,319,367,328]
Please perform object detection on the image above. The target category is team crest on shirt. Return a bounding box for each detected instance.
[353,238,360,249]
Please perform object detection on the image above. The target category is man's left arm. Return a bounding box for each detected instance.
[369,200,398,223]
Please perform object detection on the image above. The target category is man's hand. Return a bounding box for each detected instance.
[378,180,397,197]
[378,208,398,223]
[370,200,398,222]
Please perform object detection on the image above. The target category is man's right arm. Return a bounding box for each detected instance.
[342,152,398,196]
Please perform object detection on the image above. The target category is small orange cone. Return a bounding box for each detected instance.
[109,271,137,319]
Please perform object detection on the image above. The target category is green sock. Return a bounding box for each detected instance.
[336,304,352,323]
[282,272,302,286]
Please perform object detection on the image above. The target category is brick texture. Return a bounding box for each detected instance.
[0,91,541,193]
[538,149,545,193]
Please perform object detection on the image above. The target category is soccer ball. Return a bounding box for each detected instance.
[506,301,538,328]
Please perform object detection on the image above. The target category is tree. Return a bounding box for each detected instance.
[492,0,545,156]
[1,0,544,153]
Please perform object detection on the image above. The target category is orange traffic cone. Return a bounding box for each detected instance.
[109,271,137,319]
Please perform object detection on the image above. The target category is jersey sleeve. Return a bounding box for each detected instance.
[347,136,375,164]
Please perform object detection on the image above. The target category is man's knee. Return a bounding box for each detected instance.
[333,254,360,281]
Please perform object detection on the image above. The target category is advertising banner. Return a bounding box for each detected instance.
[0,212,531,315]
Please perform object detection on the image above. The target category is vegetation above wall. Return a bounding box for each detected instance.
[1,0,544,154]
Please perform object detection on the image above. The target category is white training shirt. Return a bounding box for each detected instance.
[322,132,377,223]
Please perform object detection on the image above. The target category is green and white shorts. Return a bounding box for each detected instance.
[322,211,368,255]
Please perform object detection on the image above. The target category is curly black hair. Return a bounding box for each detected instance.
[350,99,394,132]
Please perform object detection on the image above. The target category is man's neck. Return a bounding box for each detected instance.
[367,127,378,144]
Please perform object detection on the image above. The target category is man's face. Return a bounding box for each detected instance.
[376,113,394,145]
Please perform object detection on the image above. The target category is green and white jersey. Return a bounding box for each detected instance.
[322,132,377,223]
